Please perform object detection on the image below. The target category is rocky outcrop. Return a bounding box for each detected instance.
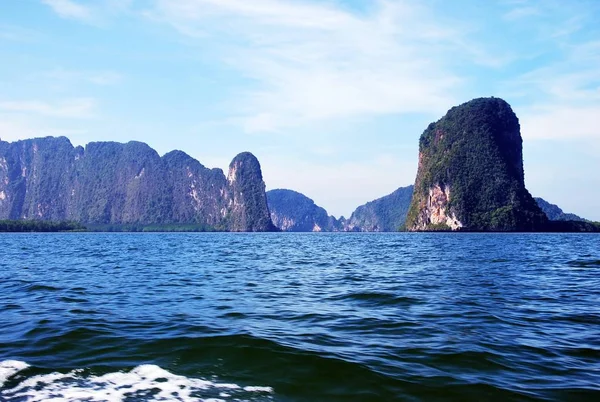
[266,189,341,232]
[227,152,277,232]
[417,183,463,230]
[406,97,548,231]
[0,136,277,231]
[344,185,414,231]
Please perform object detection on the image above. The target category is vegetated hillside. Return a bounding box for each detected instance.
[405,97,548,231]
[534,197,586,222]
[266,189,341,232]
[345,186,414,231]
[0,136,276,231]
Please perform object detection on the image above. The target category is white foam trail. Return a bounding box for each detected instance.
[0,360,273,401]
[0,360,29,387]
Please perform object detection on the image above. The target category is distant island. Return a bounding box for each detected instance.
[266,186,414,232]
[1,98,598,233]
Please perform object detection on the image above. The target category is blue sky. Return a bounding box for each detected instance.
[1,0,599,219]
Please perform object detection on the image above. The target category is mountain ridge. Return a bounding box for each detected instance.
[0,136,276,231]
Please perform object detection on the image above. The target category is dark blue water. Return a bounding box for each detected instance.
[1,233,599,401]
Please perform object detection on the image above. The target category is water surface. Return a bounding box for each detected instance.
[1,233,599,401]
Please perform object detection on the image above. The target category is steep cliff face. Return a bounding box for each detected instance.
[345,185,414,232]
[0,137,276,231]
[0,136,76,221]
[162,150,229,227]
[71,141,172,224]
[406,97,548,231]
[226,152,277,232]
[266,189,340,232]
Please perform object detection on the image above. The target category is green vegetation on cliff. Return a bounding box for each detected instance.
[0,137,276,231]
[346,185,413,231]
[406,97,548,231]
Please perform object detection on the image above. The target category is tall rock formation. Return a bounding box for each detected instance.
[266,189,341,232]
[226,152,277,232]
[405,97,548,231]
[0,136,276,231]
[345,185,413,232]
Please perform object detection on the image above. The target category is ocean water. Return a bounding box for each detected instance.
[1,233,599,401]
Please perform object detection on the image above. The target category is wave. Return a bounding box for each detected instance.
[328,291,421,307]
[567,259,600,268]
[0,360,273,401]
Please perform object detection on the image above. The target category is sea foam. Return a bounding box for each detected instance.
[0,360,273,401]
[0,360,29,388]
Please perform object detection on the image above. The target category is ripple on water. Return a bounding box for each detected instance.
[0,232,599,401]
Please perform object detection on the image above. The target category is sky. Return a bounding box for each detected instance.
[1,0,599,220]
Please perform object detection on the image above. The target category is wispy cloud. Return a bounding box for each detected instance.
[0,98,97,119]
[0,119,39,142]
[0,117,88,143]
[261,152,417,217]
[501,0,592,38]
[37,69,123,86]
[510,39,600,142]
[0,24,43,42]
[41,0,94,23]
[41,0,133,25]
[503,6,540,21]
[148,0,477,132]
[494,0,600,144]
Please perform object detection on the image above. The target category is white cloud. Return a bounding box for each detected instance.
[41,0,133,25]
[148,0,475,132]
[88,71,123,85]
[496,0,600,144]
[521,106,600,141]
[0,120,39,142]
[509,40,600,143]
[41,0,93,23]
[0,24,42,42]
[503,6,540,21]
[0,98,97,119]
[38,69,123,86]
[0,117,88,143]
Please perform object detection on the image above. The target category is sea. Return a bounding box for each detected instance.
[0,233,599,401]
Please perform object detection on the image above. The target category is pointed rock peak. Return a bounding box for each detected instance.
[226,152,276,232]
[228,152,262,184]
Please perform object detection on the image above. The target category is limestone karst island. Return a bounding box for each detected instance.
[0,97,598,232]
